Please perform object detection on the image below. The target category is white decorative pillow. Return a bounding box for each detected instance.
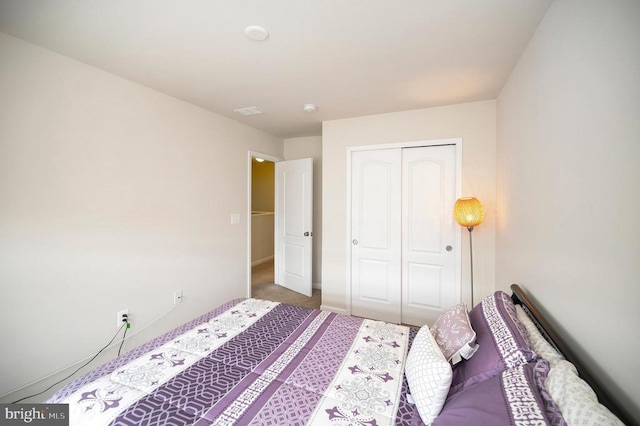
[405,326,453,425]
[430,303,478,364]
[546,360,624,426]
[515,305,564,365]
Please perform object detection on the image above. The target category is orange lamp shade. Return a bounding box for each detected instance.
[453,197,484,227]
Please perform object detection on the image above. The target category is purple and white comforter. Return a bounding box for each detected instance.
[49,299,418,426]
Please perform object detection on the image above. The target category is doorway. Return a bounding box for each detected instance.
[247,152,320,308]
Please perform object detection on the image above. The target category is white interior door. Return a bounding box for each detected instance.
[401,146,457,325]
[350,149,402,323]
[275,158,313,297]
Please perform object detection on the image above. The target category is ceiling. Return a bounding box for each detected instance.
[0,1,553,138]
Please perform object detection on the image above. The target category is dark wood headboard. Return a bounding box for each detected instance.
[510,284,635,426]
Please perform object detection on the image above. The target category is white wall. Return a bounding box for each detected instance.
[284,136,323,287]
[496,0,640,419]
[322,101,496,313]
[0,33,283,401]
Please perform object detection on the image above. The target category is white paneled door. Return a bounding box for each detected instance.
[351,145,458,325]
[275,158,313,297]
[351,149,403,323]
[401,146,457,325]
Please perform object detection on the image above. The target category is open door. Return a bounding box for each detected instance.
[275,158,313,297]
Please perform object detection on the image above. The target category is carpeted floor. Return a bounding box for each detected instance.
[251,260,321,309]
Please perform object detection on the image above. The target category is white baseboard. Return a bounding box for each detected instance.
[320,305,347,315]
[251,255,274,267]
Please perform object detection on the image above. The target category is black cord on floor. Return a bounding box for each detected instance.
[11,322,128,404]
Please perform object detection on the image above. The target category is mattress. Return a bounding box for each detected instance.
[49,299,419,426]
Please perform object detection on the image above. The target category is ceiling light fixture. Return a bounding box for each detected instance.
[255,157,265,163]
[302,104,317,113]
[244,26,269,42]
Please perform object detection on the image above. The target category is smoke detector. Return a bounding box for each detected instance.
[302,104,317,113]
[245,26,269,42]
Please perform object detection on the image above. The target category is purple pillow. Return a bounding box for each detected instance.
[430,303,478,364]
[449,291,537,395]
[433,362,551,426]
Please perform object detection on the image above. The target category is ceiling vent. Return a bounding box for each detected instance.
[234,107,263,116]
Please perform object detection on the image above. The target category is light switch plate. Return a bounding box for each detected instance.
[230,213,240,224]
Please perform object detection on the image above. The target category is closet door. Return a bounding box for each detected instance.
[401,145,457,325]
[350,149,402,323]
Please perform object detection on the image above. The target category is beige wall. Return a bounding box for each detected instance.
[0,33,283,401]
[496,0,640,419]
[250,160,275,266]
[251,213,274,265]
[284,136,323,286]
[322,101,496,313]
[251,160,275,212]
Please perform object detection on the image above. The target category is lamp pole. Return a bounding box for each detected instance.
[467,226,475,307]
[453,196,484,309]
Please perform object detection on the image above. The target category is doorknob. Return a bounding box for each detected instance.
[304,231,313,237]
[352,239,358,245]
[446,245,453,252]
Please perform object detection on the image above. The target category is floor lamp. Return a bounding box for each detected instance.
[453,197,484,307]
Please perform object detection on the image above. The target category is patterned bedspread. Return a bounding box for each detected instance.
[49,299,419,426]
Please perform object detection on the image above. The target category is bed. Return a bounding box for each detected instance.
[47,285,631,426]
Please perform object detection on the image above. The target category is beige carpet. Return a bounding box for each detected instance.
[251,260,321,309]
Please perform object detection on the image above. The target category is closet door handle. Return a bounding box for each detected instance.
[446,245,453,252]
[352,239,359,245]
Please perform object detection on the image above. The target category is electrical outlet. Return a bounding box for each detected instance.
[174,290,183,305]
[117,309,129,328]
